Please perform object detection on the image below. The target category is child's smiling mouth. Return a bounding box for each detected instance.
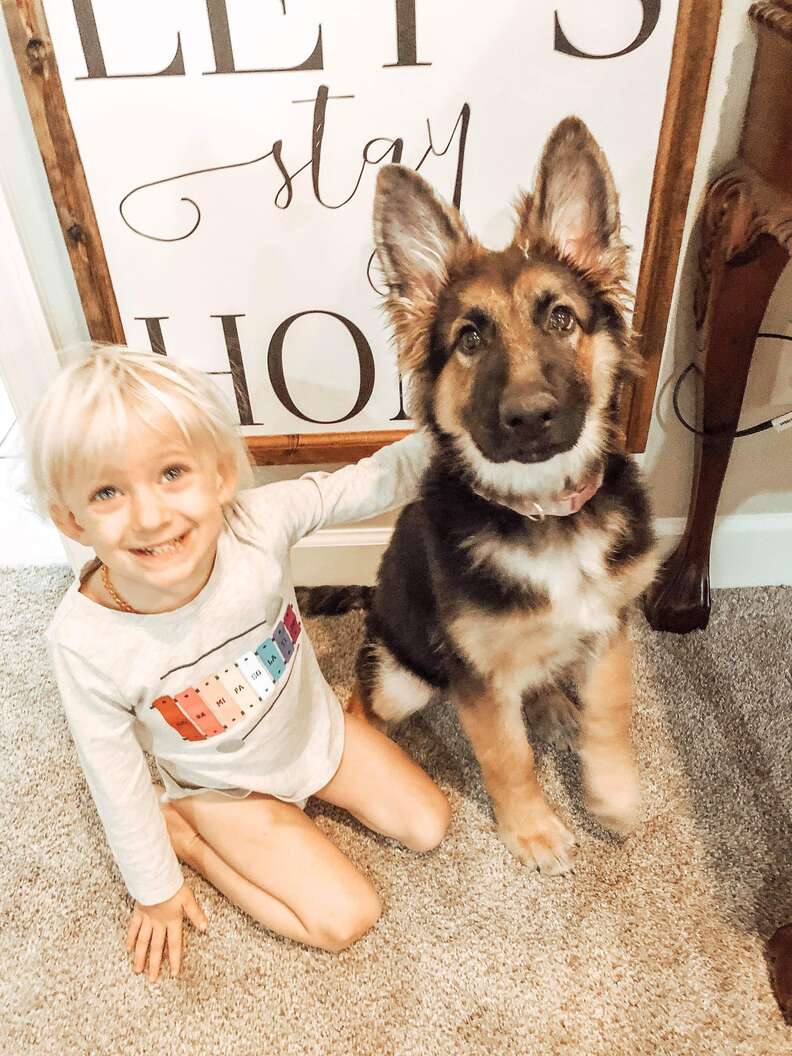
[129,530,191,559]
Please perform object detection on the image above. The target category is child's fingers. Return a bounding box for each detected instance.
[132,919,153,974]
[183,889,209,933]
[125,908,142,951]
[166,919,183,978]
[147,924,166,982]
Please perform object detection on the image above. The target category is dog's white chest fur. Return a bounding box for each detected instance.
[467,524,620,636]
[493,528,619,637]
[451,526,626,696]
[449,523,625,696]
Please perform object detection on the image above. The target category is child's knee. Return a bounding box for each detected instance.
[403,789,451,853]
[315,886,382,953]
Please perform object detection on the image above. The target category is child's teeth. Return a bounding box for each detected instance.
[139,535,183,555]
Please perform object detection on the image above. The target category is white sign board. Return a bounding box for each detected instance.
[41,0,677,439]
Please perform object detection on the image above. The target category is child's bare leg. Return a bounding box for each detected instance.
[315,712,451,852]
[160,791,380,952]
[159,798,202,859]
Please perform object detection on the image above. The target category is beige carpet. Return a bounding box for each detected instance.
[2,566,791,1055]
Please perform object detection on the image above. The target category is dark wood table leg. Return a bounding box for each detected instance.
[767,925,792,1025]
[645,4,792,633]
[644,169,790,632]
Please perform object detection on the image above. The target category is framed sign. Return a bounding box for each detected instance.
[3,0,721,462]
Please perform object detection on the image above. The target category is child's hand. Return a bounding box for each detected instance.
[126,883,208,981]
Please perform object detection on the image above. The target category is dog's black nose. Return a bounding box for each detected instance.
[499,390,558,441]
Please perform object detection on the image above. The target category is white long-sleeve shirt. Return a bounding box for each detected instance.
[46,431,429,906]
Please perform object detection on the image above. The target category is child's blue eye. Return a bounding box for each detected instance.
[163,464,187,482]
[91,485,118,502]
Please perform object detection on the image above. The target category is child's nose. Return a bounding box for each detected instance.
[130,486,169,531]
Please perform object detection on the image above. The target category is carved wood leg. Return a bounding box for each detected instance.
[767,924,792,1024]
[644,170,790,632]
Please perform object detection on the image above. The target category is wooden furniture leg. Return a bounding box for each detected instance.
[644,172,790,632]
[767,924,792,1025]
[645,2,792,632]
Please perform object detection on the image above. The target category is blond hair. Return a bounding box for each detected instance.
[26,344,253,515]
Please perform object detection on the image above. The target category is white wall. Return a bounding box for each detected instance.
[1,2,790,584]
[642,1,792,519]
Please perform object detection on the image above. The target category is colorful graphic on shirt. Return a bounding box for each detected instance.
[255,639,285,681]
[283,605,301,642]
[235,649,274,694]
[217,666,262,712]
[197,675,245,725]
[174,688,225,737]
[273,622,294,661]
[151,694,207,741]
[150,603,302,742]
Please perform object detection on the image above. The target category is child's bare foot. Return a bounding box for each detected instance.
[155,787,203,863]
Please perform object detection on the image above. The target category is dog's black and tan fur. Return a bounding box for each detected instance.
[350,118,659,874]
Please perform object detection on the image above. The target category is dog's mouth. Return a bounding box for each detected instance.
[470,431,577,466]
[496,441,571,465]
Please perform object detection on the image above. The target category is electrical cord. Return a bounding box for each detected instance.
[672,332,792,439]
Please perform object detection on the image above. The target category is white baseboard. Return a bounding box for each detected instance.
[290,527,390,587]
[653,513,792,589]
[290,513,792,589]
[5,499,791,590]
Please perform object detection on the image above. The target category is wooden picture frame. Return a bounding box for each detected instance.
[3,0,721,463]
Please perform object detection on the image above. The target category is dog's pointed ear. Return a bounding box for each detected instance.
[374,164,471,305]
[374,165,472,373]
[515,117,623,273]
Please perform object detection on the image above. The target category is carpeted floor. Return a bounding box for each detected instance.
[2,566,791,1055]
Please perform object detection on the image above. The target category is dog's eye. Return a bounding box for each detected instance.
[458,327,481,355]
[549,306,575,332]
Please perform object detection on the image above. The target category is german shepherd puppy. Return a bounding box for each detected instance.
[351,117,659,875]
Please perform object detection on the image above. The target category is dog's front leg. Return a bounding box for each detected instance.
[454,684,576,875]
[578,627,641,834]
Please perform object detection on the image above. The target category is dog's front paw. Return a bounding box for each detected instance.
[499,809,577,876]
[582,752,641,835]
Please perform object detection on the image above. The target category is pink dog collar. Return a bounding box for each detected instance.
[474,467,604,522]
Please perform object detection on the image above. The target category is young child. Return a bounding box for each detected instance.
[28,345,449,981]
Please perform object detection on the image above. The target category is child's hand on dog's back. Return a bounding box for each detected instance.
[126,882,207,981]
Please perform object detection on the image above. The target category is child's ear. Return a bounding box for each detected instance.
[50,505,86,543]
[216,459,238,505]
